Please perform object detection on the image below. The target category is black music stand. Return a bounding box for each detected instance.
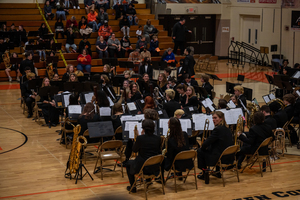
[4,42,15,51]
[118,61,134,70]
[50,80,64,91]
[25,45,38,52]
[33,55,40,63]
[28,78,43,92]
[10,57,23,65]
[90,74,101,83]
[74,146,94,184]
[28,31,39,37]
[205,73,222,91]
[237,74,245,84]
[131,74,142,79]
[102,58,118,73]
[46,56,59,65]
[83,81,100,92]
[78,76,89,82]
[226,82,241,94]
[112,75,125,94]
[43,33,54,40]
[64,82,84,93]
[265,74,274,93]
[243,87,253,101]
[194,86,208,99]
[38,42,50,50]
[52,43,62,51]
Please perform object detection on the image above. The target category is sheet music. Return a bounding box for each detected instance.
[227,100,236,108]
[158,110,163,115]
[296,90,300,97]
[63,93,71,107]
[263,95,271,104]
[140,99,145,104]
[159,119,169,136]
[201,99,208,108]
[206,98,213,105]
[189,107,194,111]
[107,96,114,107]
[269,93,276,100]
[219,108,244,125]
[68,105,82,114]
[192,114,214,130]
[293,71,300,79]
[179,119,191,133]
[106,87,115,100]
[122,103,125,113]
[100,107,111,116]
[208,104,215,111]
[125,121,142,139]
[84,92,94,103]
[127,102,137,111]
[135,114,145,121]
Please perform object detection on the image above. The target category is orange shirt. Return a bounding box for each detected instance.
[87,11,98,23]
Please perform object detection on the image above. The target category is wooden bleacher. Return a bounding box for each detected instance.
[0,3,181,81]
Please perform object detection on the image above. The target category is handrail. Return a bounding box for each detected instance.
[35,0,67,67]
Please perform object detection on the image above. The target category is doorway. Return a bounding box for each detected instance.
[241,15,260,49]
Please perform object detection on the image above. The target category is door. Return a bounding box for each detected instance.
[242,16,260,49]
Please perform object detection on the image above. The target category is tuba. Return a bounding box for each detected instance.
[3,50,11,69]
[235,115,243,146]
[162,128,170,156]
[46,63,55,80]
[267,98,285,115]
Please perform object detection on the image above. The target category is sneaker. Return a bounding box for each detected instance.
[16,77,20,82]
[77,6,80,9]
[8,76,12,82]
[73,6,76,9]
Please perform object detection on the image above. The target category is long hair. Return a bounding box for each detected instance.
[187,86,196,99]
[41,77,50,88]
[80,102,95,120]
[130,82,140,95]
[213,111,227,127]
[69,94,79,105]
[169,117,185,148]
[97,90,110,107]
[143,96,155,111]
[157,73,167,88]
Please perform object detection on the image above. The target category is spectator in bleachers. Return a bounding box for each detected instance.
[95,0,109,11]
[0,38,6,62]
[79,16,92,36]
[78,37,92,56]
[96,35,108,58]
[56,1,67,21]
[55,17,64,39]
[87,9,98,32]
[120,36,133,58]
[65,27,77,53]
[144,20,155,43]
[136,35,147,52]
[44,1,54,20]
[98,20,112,40]
[49,0,57,9]
[114,4,126,20]
[119,15,130,37]
[84,0,95,14]
[107,33,121,58]
[62,64,75,81]
[148,35,159,57]
[97,7,109,28]
[140,48,151,61]
[18,25,28,45]
[128,49,142,66]
[136,25,142,40]
[38,23,48,40]
[70,0,80,9]
[65,0,70,8]
[66,16,78,29]
[36,40,46,62]
[126,3,138,25]
[5,52,21,82]
[161,48,176,67]
[77,48,92,73]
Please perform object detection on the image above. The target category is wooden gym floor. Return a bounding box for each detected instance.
[1,61,300,200]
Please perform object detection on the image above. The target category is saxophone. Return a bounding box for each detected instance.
[3,50,11,69]
[162,128,170,156]
[132,125,139,157]
[235,115,243,146]
[47,63,54,80]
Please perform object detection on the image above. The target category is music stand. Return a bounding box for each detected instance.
[39,86,59,97]
[46,56,59,65]
[118,61,134,70]
[83,81,100,92]
[64,82,84,93]
[243,87,253,101]
[27,31,39,37]
[131,74,142,79]
[102,58,118,68]
[52,43,62,51]
[90,74,101,83]
[265,74,274,93]
[25,45,38,52]
[28,78,43,92]
[78,76,89,82]
[194,86,208,99]
[205,73,222,91]
[112,75,125,94]
[237,74,245,83]
[88,121,115,138]
[33,55,40,63]
[50,80,64,91]
[38,42,50,50]
[10,57,23,65]
[4,42,14,51]
[226,82,241,94]
[43,33,54,40]
[282,81,293,92]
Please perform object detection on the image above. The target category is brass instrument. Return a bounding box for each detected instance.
[162,128,170,156]
[153,87,164,109]
[66,123,87,176]
[201,119,209,146]
[235,115,243,146]
[246,102,260,128]
[74,70,84,77]
[132,125,139,157]
[3,50,11,69]
[46,63,55,80]
[267,98,285,115]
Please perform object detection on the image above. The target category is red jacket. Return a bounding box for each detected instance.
[66,19,78,28]
[77,54,92,65]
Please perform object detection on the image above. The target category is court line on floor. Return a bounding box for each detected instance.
[1,159,300,199]
[0,103,21,105]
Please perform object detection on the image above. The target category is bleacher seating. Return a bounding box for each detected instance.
[0,3,182,81]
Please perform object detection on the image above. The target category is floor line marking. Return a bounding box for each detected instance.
[0,147,2,150]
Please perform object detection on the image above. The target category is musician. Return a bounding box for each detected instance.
[101,74,115,100]
[163,89,181,118]
[157,73,167,92]
[20,52,35,75]
[103,64,115,80]
[269,101,288,128]
[111,101,124,140]
[197,111,234,179]
[156,117,193,183]
[143,96,155,111]
[94,90,110,107]
[123,70,132,81]
[20,67,31,85]
[234,86,247,109]
[260,105,277,130]
[177,59,185,83]
[183,74,198,87]
[138,73,151,97]
[68,73,78,82]
[122,79,130,91]
[124,88,132,103]
[139,57,153,79]
[201,74,213,99]
[176,84,187,105]
[283,94,295,120]
[218,99,227,109]
[39,77,60,127]
[174,109,185,119]
[125,119,161,193]
[52,73,60,81]
[292,87,300,124]
[21,72,36,118]
[130,82,142,102]
[183,47,195,76]
[237,112,273,168]
[164,68,172,81]
[230,94,239,107]
[5,52,21,82]
[167,77,179,102]
[181,86,198,108]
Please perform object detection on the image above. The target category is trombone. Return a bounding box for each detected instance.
[201,119,210,146]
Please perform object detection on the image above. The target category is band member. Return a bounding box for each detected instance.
[157,73,167,92]
[138,73,151,97]
[201,74,213,99]
[177,59,185,83]
[260,105,277,130]
[164,67,172,81]
[143,96,155,111]
[111,101,124,140]
[101,74,116,100]
[21,72,36,118]
[130,82,142,102]
[167,77,179,102]
[197,111,234,179]
[103,64,115,80]
[68,73,78,82]
[183,74,198,87]
[218,99,227,109]
[292,87,300,124]
[62,64,75,81]
[163,89,181,118]
[125,119,161,193]
[283,94,295,121]
[230,94,239,107]
[234,86,247,109]
[237,112,273,168]
[269,101,288,128]
[174,109,185,119]
[176,84,187,105]
[181,86,198,108]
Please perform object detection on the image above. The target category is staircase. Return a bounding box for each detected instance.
[0,3,181,81]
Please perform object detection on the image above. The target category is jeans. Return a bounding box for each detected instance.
[77,63,92,73]
[65,43,77,53]
[121,26,130,36]
[56,11,66,20]
[97,49,108,58]
[108,48,121,58]
[128,16,137,26]
[38,50,46,60]
[97,23,102,29]
[88,21,98,32]
[65,0,70,8]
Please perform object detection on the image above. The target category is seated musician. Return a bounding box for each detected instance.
[103,64,115,80]
[39,77,60,127]
[94,90,110,107]
[234,86,247,109]
[20,67,31,85]
[51,73,60,81]
[130,82,142,102]
[68,73,78,82]
[176,84,187,105]
[5,52,21,82]
[156,117,193,183]
[163,89,181,118]
[167,77,179,102]
[78,102,102,141]
[236,112,273,169]
[138,73,151,97]
[143,96,155,112]
[157,73,167,92]
[181,86,198,108]
[21,72,37,118]
[183,74,198,87]
[123,70,133,81]
[218,99,227,109]
[111,99,124,140]
[62,64,75,81]
[101,74,115,99]
[201,74,213,99]
[122,79,130,91]
[269,101,288,128]
[164,67,172,81]
[230,94,239,107]
[125,119,161,193]
[260,105,277,130]
[174,109,185,119]
[197,111,234,179]
[292,87,300,124]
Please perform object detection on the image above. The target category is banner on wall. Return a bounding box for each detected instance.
[291,10,300,30]
[165,0,221,3]
[259,0,276,3]
[282,0,300,8]
[237,0,250,2]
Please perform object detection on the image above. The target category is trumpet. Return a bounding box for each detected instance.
[201,119,209,146]
[235,115,243,146]
[162,128,170,156]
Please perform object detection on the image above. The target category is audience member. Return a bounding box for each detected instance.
[120,36,133,58]
[107,33,121,58]
[119,15,130,37]
[87,9,99,32]
[96,36,108,58]
[97,7,108,27]
[77,49,92,73]
[78,37,92,56]
[44,1,54,20]
[98,20,112,40]
[65,27,77,53]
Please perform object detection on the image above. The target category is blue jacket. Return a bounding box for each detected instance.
[148,40,159,52]
[162,52,175,62]
[44,5,52,14]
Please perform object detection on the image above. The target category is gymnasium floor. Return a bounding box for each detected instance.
[1,61,300,200]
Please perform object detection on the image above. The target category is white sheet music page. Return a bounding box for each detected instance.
[135,114,145,121]
[293,71,300,79]
[263,95,271,104]
[125,121,142,139]
[201,99,208,108]
[100,107,111,116]
[159,119,169,136]
[297,90,300,97]
[206,98,213,105]
[84,92,94,103]
[107,96,114,106]
[179,119,191,133]
[121,115,135,123]
[127,102,137,111]
[63,93,71,107]
[208,104,215,112]
[227,100,236,108]
[229,108,244,125]
[68,105,82,114]
[269,93,276,100]
[192,114,214,130]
